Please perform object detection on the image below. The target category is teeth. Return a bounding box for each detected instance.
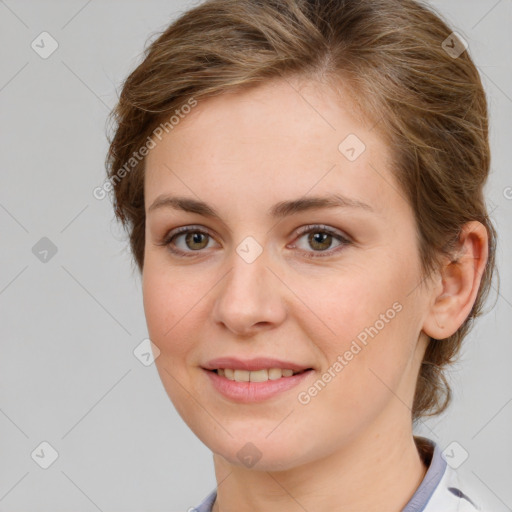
[249,369,268,382]
[234,369,250,382]
[216,368,303,382]
[268,368,283,380]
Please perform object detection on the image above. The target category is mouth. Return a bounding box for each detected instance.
[206,367,313,382]
[202,366,315,403]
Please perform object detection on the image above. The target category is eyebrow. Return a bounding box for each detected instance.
[148,193,375,219]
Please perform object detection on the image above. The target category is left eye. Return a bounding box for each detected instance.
[290,225,351,258]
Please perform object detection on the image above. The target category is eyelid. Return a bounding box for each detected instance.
[293,223,350,240]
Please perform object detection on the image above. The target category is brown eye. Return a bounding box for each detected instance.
[183,232,210,250]
[307,231,333,251]
[159,226,218,257]
[292,224,352,258]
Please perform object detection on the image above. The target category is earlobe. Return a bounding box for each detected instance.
[422,221,488,340]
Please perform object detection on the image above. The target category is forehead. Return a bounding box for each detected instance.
[144,78,396,216]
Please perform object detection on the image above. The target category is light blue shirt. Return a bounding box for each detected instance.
[191,437,486,511]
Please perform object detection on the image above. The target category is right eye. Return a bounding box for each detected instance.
[158,226,219,258]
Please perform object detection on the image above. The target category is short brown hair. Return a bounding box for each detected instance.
[105,0,499,421]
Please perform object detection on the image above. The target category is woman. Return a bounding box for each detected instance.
[105,0,498,510]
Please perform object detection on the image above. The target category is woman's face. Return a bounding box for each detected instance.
[142,78,432,470]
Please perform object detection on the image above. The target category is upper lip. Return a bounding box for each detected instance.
[202,357,312,372]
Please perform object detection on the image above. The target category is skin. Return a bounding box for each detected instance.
[142,77,488,512]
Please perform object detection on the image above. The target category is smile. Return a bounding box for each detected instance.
[213,368,308,382]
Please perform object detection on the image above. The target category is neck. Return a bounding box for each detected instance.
[211,418,427,512]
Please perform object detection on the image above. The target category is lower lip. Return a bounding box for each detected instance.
[203,368,313,403]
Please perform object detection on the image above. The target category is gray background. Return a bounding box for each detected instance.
[0,1,511,511]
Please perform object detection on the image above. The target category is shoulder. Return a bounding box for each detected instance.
[419,440,491,512]
[409,436,492,512]
[430,464,493,511]
[191,488,217,512]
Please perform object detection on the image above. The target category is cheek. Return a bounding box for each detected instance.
[142,263,202,358]
[291,257,420,394]
[290,261,407,344]
[300,315,415,439]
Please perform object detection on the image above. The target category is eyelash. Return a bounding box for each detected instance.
[158,224,352,259]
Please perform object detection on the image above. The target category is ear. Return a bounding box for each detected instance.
[422,221,489,340]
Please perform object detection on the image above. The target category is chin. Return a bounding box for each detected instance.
[203,432,315,472]
[216,448,305,472]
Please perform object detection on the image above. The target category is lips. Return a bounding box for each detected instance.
[203,365,314,403]
[201,357,315,402]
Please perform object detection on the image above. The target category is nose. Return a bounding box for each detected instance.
[211,245,288,337]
